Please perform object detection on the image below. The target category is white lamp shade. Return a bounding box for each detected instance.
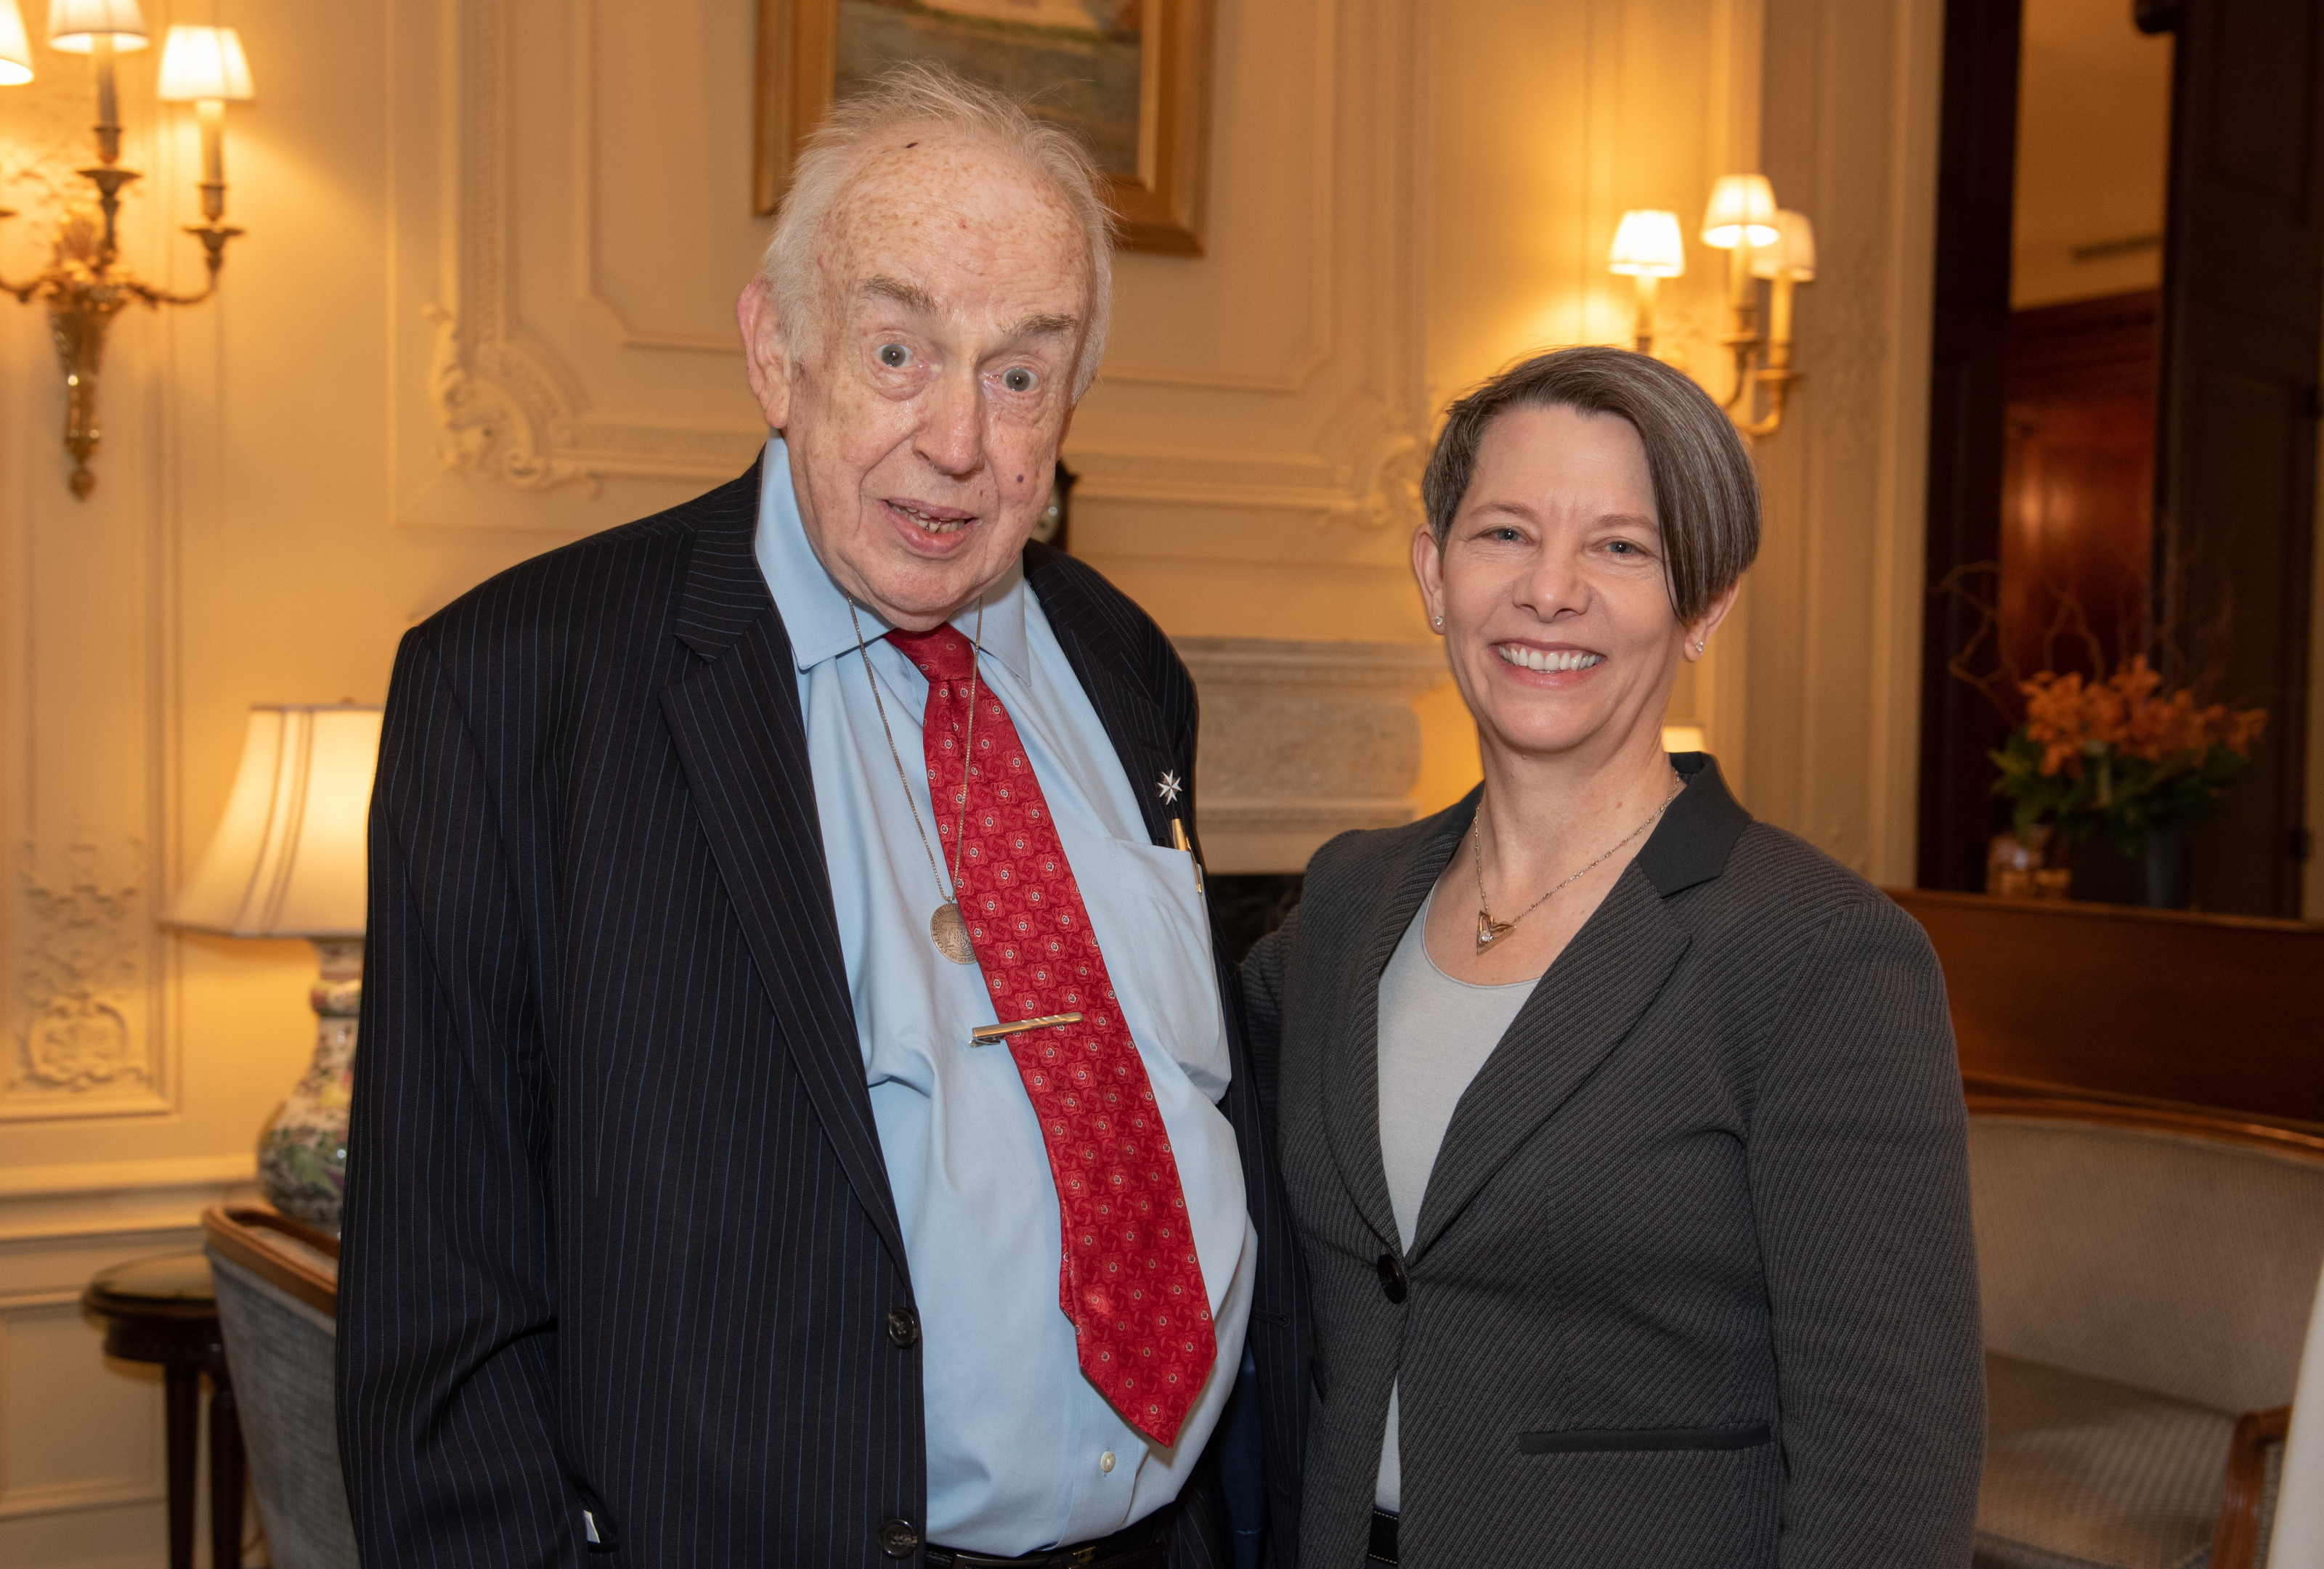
[1702,174,1779,249]
[1750,209,1819,281]
[156,25,253,101]
[46,0,145,52]
[1609,209,1686,278]
[0,1,33,84]
[166,706,383,939]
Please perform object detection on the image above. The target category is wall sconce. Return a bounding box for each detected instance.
[1748,208,1816,423]
[1700,174,1813,438]
[0,2,253,498]
[1609,208,1685,357]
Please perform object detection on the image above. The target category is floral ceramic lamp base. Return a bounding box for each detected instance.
[258,937,359,1232]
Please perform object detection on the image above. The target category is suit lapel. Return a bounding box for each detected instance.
[1323,799,1476,1251]
[1026,545,1179,848]
[658,517,909,1273]
[1405,862,1690,1260]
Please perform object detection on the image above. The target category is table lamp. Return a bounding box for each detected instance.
[164,704,382,1231]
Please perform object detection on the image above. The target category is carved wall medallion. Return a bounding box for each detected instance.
[13,836,147,1097]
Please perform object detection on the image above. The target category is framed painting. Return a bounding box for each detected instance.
[755,0,1214,254]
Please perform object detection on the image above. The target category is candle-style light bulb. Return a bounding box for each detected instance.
[46,0,150,163]
[157,25,254,223]
[1608,209,1685,357]
[92,33,118,159]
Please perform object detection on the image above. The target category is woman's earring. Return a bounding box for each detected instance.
[1694,639,1706,656]
[1432,615,1445,631]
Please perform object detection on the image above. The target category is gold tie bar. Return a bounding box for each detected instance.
[969,1011,1084,1047]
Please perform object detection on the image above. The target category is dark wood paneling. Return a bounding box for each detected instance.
[1891,887,2324,1125]
[1999,293,2159,685]
[2150,0,2323,915]
[1919,0,2026,892]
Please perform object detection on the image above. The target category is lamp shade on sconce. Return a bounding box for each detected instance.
[1750,209,1819,281]
[166,705,383,939]
[1609,209,1686,277]
[1702,174,1779,249]
[156,24,253,100]
[0,1,34,84]
[45,0,145,51]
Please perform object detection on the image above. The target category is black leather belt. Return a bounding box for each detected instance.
[925,1508,1172,1569]
[1368,1507,1399,1565]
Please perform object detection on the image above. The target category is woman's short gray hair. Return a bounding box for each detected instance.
[761,63,1116,401]
[1421,346,1760,622]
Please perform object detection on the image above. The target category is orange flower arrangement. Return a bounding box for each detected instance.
[1994,657,2267,852]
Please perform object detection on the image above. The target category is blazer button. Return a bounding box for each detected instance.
[886,1308,920,1348]
[1377,1252,1408,1304]
[878,1517,920,1558]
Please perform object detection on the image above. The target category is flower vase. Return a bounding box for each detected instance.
[256,937,361,1232]
[2141,825,2188,910]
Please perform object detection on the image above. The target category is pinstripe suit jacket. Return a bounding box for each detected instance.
[1241,757,1985,1568]
[336,465,1307,1568]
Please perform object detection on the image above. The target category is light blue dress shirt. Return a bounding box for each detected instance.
[752,439,1256,1554]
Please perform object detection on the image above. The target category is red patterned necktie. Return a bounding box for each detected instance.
[889,624,1216,1448]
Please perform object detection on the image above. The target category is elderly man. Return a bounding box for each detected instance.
[338,66,1303,1569]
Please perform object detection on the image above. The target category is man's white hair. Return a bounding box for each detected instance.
[761,63,1116,402]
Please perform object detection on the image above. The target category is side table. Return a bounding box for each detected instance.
[82,1251,245,1569]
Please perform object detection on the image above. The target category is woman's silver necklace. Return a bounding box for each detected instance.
[1472,772,1685,953]
[848,598,981,964]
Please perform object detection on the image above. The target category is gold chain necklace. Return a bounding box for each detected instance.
[849,598,981,964]
[1471,772,1685,953]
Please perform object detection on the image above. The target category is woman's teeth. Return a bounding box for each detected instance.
[1495,645,1604,673]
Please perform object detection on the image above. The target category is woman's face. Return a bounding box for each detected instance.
[1413,403,1729,765]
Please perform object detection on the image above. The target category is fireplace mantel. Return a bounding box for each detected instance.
[1174,637,1450,875]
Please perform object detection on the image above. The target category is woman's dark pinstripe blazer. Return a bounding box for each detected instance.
[1242,755,1985,1568]
[335,465,1307,1568]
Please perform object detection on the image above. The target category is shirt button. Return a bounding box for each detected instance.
[877,1517,920,1557]
[885,1308,919,1348]
[1099,1451,1117,1474]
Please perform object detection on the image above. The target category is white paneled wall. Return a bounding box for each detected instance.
[0,1,1958,1561]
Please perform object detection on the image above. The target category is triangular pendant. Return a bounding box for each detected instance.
[1476,911,1515,952]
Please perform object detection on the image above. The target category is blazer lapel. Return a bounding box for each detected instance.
[1026,545,1180,848]
[657,516,909,1273]
[1405,863,1690,1260]
[1324,799,1476,1251]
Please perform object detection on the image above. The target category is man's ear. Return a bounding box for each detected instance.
[736,275,794,431]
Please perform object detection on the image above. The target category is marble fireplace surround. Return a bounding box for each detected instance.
[1176,637,1450,876]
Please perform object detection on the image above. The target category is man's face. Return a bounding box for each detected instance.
[739,136,1092,629]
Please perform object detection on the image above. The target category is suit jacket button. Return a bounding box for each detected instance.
[878,1517,920,1557]
[886,1308,920,1348]
[1377,1252,1408,1304]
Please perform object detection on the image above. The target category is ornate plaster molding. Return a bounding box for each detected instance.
[9,836,153,1105]
[425,304,601,494]
[423,0,760,497]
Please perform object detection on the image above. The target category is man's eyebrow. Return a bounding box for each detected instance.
[1004,311,1079,341]
[862,275,937,314]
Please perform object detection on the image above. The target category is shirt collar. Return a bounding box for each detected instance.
[754,433,1032,680]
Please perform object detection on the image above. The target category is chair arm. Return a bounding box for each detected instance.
[202,1202,339,1319]
[2209,1403,2291,1569]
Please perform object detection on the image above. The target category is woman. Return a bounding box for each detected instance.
[1244,347,1983,1568]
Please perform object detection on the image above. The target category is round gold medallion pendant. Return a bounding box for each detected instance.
[930,902,976,964]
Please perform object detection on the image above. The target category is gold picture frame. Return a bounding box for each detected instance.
[755,0,1213,255]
